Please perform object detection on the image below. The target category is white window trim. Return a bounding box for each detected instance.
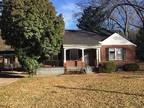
[109,48,123,60]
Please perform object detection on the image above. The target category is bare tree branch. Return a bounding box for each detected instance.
[108,3,144,18]
[109,17,125,31]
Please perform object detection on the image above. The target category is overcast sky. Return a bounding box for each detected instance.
[51,0,80,30]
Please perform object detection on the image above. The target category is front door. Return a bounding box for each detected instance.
[84,49,96,66]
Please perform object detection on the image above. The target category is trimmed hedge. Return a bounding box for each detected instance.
[100,61,117,73]
[124,63,139,71]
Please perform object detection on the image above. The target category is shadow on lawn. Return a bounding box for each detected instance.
[55,86,144,97]
[0,71,25,78]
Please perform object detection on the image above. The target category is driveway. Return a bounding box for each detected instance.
[0,71,25,86]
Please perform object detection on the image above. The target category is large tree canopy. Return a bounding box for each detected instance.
[0,0,64,74]
[1,0,64,59]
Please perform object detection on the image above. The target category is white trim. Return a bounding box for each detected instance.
[96,49,99,67]
[64,49,66,63]
[100,33,137,46]
[82,49,85,62]
[98,48,101,62]
[63,44,101,50]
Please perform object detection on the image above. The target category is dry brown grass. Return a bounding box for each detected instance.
[0,72,144,108]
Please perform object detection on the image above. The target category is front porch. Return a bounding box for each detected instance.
[63,45,101,72]
[0,51,19,70]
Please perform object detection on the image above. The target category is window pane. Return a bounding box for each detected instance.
[109,48,115,60]
[109,48,115,52]
[116,48,123,60]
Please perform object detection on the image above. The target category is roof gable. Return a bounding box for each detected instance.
[100,33,136,46]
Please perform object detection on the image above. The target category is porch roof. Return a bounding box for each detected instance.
[0,50,15,57]
[64,30,107,45]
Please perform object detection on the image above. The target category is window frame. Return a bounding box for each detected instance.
[108,48,124,60]
[108,48,115,60]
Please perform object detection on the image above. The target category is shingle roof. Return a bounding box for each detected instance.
[63,30,108,45]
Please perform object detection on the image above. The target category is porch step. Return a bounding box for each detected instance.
[37,67,64,75]
[66,67,83,72]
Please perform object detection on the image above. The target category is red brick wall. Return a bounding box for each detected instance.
[100,45,136,65]
[64,60,85,68]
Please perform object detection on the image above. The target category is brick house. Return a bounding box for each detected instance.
[43,30,136,72]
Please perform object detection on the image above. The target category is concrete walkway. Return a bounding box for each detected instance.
[0,78,18,86]
[0,71,25,86]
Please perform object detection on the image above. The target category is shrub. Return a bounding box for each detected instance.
[100,61,117,73]
[124,63,139,71]
[0,63,4,68]
[21,57,40,76]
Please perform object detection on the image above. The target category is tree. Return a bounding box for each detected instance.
[136,28,144,60]
[76,0,144,38]
[0,0,64,75]
[77,6,106,32]
[108,5,138,38]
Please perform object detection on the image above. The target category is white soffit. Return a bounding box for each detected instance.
[100,33,136,46]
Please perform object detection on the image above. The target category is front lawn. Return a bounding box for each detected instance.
[0,72,144,107]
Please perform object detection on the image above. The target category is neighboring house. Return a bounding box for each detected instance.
[0,30,136,71]
[0,37,19,70]
[0,0,2,16]
[0,50,19,70]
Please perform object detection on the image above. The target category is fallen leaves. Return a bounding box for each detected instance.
[0,73,144,107]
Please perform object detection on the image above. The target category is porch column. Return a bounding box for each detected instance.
[96,49,99,67]
[98,48,101,62]
[96,48,101,67]
[81,48,85,62]
[64,48,67,63]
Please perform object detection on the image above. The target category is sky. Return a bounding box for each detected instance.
[51,0,80,30]
[0,0,79,29]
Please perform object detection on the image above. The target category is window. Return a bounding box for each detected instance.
[108,48,125,60]
[109,48,115,60]
[116,48,123,60]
